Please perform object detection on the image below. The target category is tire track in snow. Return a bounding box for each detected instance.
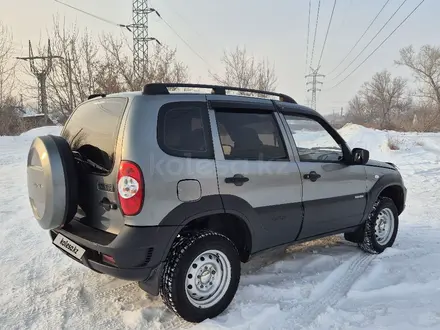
[88,252,376,329]
[161,319,194,330]
[91,281,194,329]
[287,252,375,328]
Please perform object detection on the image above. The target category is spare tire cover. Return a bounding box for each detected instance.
[27,135,78,230]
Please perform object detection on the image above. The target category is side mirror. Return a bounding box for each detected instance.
[351,148,369,165]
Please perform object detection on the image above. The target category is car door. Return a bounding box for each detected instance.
[279,109,368,239]
[207,96,304,253]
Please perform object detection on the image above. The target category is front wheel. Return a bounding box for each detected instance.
[160,230,241,323]
[359,197,399,254]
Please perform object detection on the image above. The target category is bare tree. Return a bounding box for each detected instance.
[347,70,411,129]
[98,33,134,91]
[44,17,100,122]
[408,101,440,131]
[396,45,440,111]
[44,17,189,123]
[0,22,23,135]
[0,94,29,135]
[363,70,411,129]
[99,33,189,92]
[213,46,277,94]
[346,94,370,125]
[0,22,16,107]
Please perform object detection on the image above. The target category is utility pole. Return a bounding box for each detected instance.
[305,66,325,111]
[17,40,61,121]
[132,0,161,81]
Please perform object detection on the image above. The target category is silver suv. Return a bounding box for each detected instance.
[26,83,407,323]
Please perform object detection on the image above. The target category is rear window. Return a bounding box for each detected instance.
[62,97,128,173]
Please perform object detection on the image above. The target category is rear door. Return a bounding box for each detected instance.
[279,108,367,239]
[61,97,129,234]
[208,96,304,253]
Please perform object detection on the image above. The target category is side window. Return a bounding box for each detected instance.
[284,114,343,162]
[215,111,288,161]
[158,103,213,159]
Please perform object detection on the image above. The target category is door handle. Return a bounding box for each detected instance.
[303,171,321,182]
[225,174,249,186]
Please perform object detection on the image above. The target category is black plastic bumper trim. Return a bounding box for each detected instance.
[50,222,178,283]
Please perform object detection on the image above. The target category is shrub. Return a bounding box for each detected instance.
[387,136,401,150]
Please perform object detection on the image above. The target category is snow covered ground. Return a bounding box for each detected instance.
[1,124,440,329]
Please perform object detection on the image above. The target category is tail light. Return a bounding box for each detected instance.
[117,160,144,216]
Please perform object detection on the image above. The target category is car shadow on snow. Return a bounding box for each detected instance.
[242,234,356,274]
[82,235,360,328]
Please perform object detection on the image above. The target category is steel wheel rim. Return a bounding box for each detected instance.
[375,207,395,245]
[185,249,231,309]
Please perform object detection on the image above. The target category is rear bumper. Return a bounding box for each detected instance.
[50,220,178,294]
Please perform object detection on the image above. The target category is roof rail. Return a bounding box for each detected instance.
[142,83,297,104]
[88,93,106,100]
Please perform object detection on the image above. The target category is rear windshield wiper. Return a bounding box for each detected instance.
[72,151,109,174]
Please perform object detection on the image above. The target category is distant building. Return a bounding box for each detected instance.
[16,107,55,127]
[2,106,57,135]
[20,113,55,128]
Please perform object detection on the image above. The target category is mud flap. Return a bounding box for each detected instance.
[138,263,164,296]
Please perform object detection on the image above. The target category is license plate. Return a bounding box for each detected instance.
[53,234,85,259]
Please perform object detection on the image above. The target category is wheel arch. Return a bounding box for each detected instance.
[162,211,254,263]
[378,184,405,214]
[364,172,406,222]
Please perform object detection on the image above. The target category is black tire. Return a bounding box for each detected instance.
[160,230,241,323]
[52,135,79,225]
[358,197,399,254]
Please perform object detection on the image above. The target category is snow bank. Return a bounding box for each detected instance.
[336,123,428,160]
[291,122,393,161]
[0,126,63,148]
[20,125,62,138]
[337,124,391,160]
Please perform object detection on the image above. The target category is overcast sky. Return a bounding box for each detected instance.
[1,0,436,114]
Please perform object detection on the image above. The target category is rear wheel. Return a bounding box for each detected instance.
[160,230,240,323]
[358,197,399,254]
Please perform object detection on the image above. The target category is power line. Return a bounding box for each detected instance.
[54,0,132,31]
[54,0,213,73]
[309,0,322,68]
[329,0,408,81]
[327,0,391,76]
[55,0,161,80]
[155,12,214,70]
[317,0,337,68]
[328,0,425,90]
[304,0,312,74]
[158,1,213,50]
